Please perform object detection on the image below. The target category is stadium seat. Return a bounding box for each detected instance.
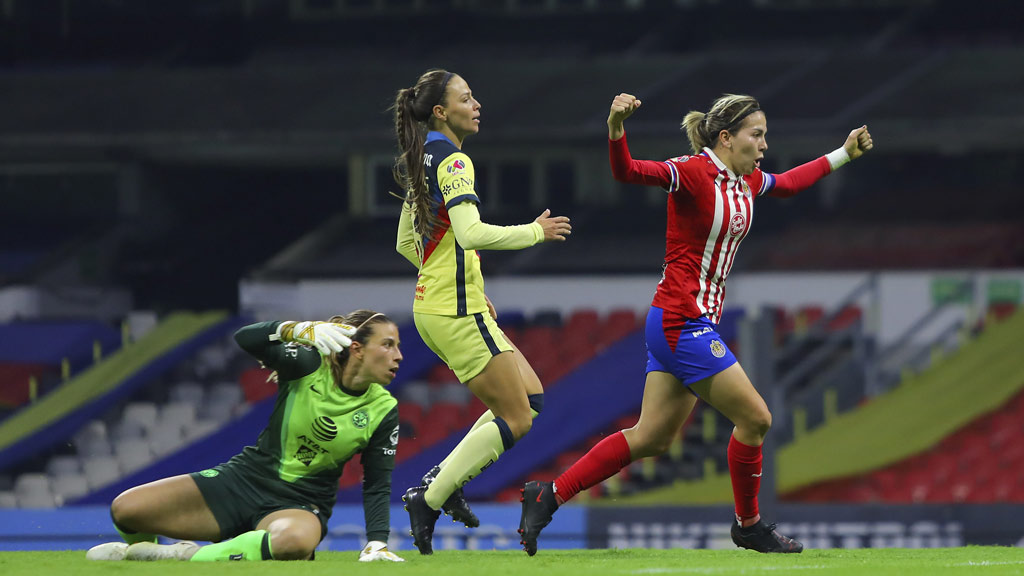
[185,419,219,442]
[45,455,82,477]
[114,439,153,473]
[239,367,277,403]
[826,305,862,332]
[169,381,205,406]
[51,473,90,503]
[160,402,197,429]
[122,402,159,435]
[14,473,54,508]
[0,491,16,508]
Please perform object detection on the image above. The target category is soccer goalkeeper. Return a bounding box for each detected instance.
[86,310,405,563]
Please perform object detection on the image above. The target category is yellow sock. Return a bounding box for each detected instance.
[438,410,494,470]
[424,421,505,510]
[436,403,539,471]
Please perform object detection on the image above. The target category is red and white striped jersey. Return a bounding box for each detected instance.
[609,134,832,324]
[656,148,767,324]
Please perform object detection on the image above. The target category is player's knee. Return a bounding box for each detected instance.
[528,393,544,418]
[110,490,143,529]
[267,531,317,561]
[505,413,532,440]
[744,409,772,439]
[623,426,670,458]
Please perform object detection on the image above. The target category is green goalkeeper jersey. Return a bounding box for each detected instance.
[232,321,399,542]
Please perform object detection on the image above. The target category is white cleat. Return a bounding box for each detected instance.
[125,541,200,561]
[86,542,128,561]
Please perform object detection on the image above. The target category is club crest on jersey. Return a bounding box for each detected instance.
[729,213,746,236]
[352,410,369,429]
[710,340,727,358]
[447,159,466,174]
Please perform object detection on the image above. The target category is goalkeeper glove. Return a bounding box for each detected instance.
[273,321,357,355]
[358,541,404,562]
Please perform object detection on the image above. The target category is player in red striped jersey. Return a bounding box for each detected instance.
[519,93,873,555]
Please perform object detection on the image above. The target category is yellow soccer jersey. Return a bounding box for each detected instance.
[413,131,487,316]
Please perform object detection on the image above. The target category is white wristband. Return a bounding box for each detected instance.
[825,147,850,171]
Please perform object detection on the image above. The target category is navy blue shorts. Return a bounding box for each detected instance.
[645,306,737,386]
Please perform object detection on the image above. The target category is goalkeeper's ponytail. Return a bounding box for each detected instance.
[391,69,453,237]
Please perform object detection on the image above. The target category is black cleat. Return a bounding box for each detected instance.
[731,519,804,553]
[403,486,441,555]
[518,481,558,556]
[423,467,480,528]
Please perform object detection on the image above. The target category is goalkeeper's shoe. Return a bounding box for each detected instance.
[422,466,480,528]
[125,541,200,561]
[86,542,128,561]
[730,519,803,553]
[403,486,440,555]
[518,480,558,556]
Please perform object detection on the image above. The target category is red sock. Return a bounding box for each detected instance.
[554,431,633,503]
[728,434,762,522]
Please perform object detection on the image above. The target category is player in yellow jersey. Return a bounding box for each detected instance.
[85,311,405,563]
[392,68,572,554]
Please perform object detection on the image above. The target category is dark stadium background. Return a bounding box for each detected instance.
[1,0,1022,552]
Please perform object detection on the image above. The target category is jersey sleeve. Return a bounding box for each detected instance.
[233,321,321,381]
[448,201,544,251]
[437,152,479,209]
[759,156,831,198]
[608,133,675,190]
[395,201,421,267]
[361,406,399,542]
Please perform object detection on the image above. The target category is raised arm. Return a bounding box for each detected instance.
[607,93,675,188]
[233,321,325,381]
[766,125,873,198]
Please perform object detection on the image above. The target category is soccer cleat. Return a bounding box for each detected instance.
[124,540,200,561]
[423,466,480,528]
[86,542,128,561]
[518,480,558,556]
[403,486,441,555]
[730,519,803,553]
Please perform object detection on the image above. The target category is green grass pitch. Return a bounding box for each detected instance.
[2,548,1023,575]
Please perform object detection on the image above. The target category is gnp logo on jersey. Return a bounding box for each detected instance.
[710,340,727,358]
[352,410,369,429]
[447,159,466,174]
[729,213,746,236]
[310,416,338,442]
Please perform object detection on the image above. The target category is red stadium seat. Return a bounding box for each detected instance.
[565,309,600,338]
[239,367,276,403]
[827,306,862,332]
[427,364,458,386]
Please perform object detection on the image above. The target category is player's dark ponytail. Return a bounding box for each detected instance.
[391,69,453,237]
